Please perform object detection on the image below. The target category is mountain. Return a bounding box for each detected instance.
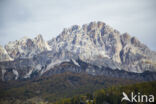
[48,21,156,73]
[4,34,51,59]
[0,45,13,62]
[0,21,156,81]
[1,56,156,81]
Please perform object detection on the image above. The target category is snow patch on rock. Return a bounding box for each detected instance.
[12,69,19,80]
[41,59,70,75]
[1,69,6,81]
[71,59,80,67]
[24,69,34,78]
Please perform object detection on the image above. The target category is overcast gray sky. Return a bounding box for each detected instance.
[0,0,156,50]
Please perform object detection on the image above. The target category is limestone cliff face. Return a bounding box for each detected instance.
[48,21,156,73]
[0,21,156,81]
[0,45,13,62]
[49,22,122,63]
[4,34,51,59]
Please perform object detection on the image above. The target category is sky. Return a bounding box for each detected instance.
[0,0,156,50]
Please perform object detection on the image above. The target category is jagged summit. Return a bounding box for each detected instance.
[0,21,156,81]
[48,21,156,73]
[34,34,44,41]
[59,21,117,36]
[4,34,51,59]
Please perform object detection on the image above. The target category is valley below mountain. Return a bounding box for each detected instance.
[0,72,138,103]
[0,72,155,104]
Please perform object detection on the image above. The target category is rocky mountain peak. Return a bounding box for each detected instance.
[131,37,140,46]
[71,25,81,31]
[4,34,51,59]
[87,21,98,31]
[48,21,156,73]
[0,21,156,81]
[34,34,44,42]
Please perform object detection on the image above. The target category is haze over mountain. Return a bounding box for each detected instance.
[0,21,156,81]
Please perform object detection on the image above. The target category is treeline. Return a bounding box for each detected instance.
[0,81,156,104]
[0,72,155,104]
[0,72,135,104]
[53,81,156,104]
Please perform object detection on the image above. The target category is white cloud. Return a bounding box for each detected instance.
[0,0,156,50]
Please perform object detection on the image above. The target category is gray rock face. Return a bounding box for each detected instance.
[48,21,156,73]
[0,21,156,81]
[5,34,51,59]
[0,58,156,81]
[0,45,13,62]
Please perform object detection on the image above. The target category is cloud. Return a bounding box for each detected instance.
[0,0,156,50]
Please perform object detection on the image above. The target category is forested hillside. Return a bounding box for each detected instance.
[54,81,156,104]
[0,72,138,104]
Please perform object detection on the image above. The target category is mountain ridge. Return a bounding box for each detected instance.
[4,34,51,60]
[47,21,156,73]
[0,21,156,81]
